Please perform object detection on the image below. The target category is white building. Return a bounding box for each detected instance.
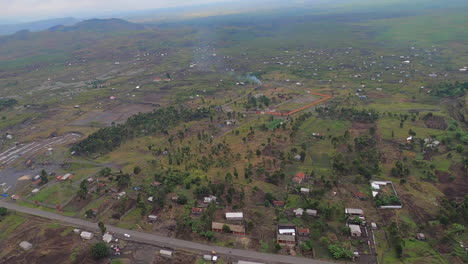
[80,231,94,240]
[19,241,32,251]
[293,208,304,217]
[103,233,113,243]
[306,209,318,217]
[226,212,243,221]
[349,224,362,237]
[345,208,364,216]
[204,195,217,203]
[160,249,173,258]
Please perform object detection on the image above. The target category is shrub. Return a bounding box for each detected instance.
[90,242,109,259]
[328,244,353,259]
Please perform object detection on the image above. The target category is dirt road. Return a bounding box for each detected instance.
[0,201,337,264]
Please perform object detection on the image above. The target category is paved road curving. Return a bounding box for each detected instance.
[0,201,337,264]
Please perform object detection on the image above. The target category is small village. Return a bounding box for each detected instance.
[0,1,467,263]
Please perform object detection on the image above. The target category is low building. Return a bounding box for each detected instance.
[293,172,305,183]
[273,200,285,207]
[117,191,126,200]
[19,241,32,251]
[148,215,158,222]
[293,208,304,217]
[300,188,310,194]
[306,209,318,217]
[277,225,296,247]
[80,231,94,240]
[192,207,203,215]
[354,192,366,200]
[226,212,243,221]
[90,208,98,216]
[203,255,218,262]
[59,173,74,181]
[160,249,173,258]
[103,233,113,243]
[237,261,265,264]
[312,132,324,138]
[212,222,246,235]
[349,224,362,237]
[298,228,310,236]
[151,181,161,187]
[345,208,364,216]
[416,233,426,241]
[371,222,378,230]
[204,195,217,203]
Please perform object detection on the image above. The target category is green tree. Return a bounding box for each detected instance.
[98,221,106,235]
[138,200,147,216]
[256,149,262,157]
[0,207,7,218]
[99,167,112,177]
[133,166,142,175]
[328,244,353,259]
[85,209,94,218]
[300,151,306,162]
[117,173,131,188]
[222,224,231,233]
[193,186,210,199]
[176,194,188,205]
[449,223,466,236]
[40,169,48,184]
[77,180,88,199]
[90,242,109,259]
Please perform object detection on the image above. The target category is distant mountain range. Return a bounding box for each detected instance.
[48,18,146,32]
[0,17,79,35]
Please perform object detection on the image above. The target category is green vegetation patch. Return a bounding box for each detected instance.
[0,214,26,240]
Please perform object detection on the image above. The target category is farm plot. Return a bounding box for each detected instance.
[0,133,81,166]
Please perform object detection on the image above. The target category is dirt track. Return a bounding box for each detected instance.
[260,91,332,116]
[256,81,332,116]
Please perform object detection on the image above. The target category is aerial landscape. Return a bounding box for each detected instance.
[0,0,467,263]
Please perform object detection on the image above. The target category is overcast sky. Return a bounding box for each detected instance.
[0,0,234,22]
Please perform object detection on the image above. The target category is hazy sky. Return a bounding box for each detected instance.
[0,0,233,21]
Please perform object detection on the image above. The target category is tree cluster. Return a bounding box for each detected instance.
[316,106,379,123]
[72,106,210,155]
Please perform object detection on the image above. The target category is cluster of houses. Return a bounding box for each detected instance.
[275,224,311,248]
[345,208,365,238]
[56,173,74,181]
[424,138,441,149]
[370,180,402,209]
[212,212,246,236]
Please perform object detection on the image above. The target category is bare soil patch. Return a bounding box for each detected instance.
[435,163,468,199]
[423,115,447,130]
[70,103,154,126]
[399,194,431,225]
[366,92,389,99]
[0,219,91,264]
